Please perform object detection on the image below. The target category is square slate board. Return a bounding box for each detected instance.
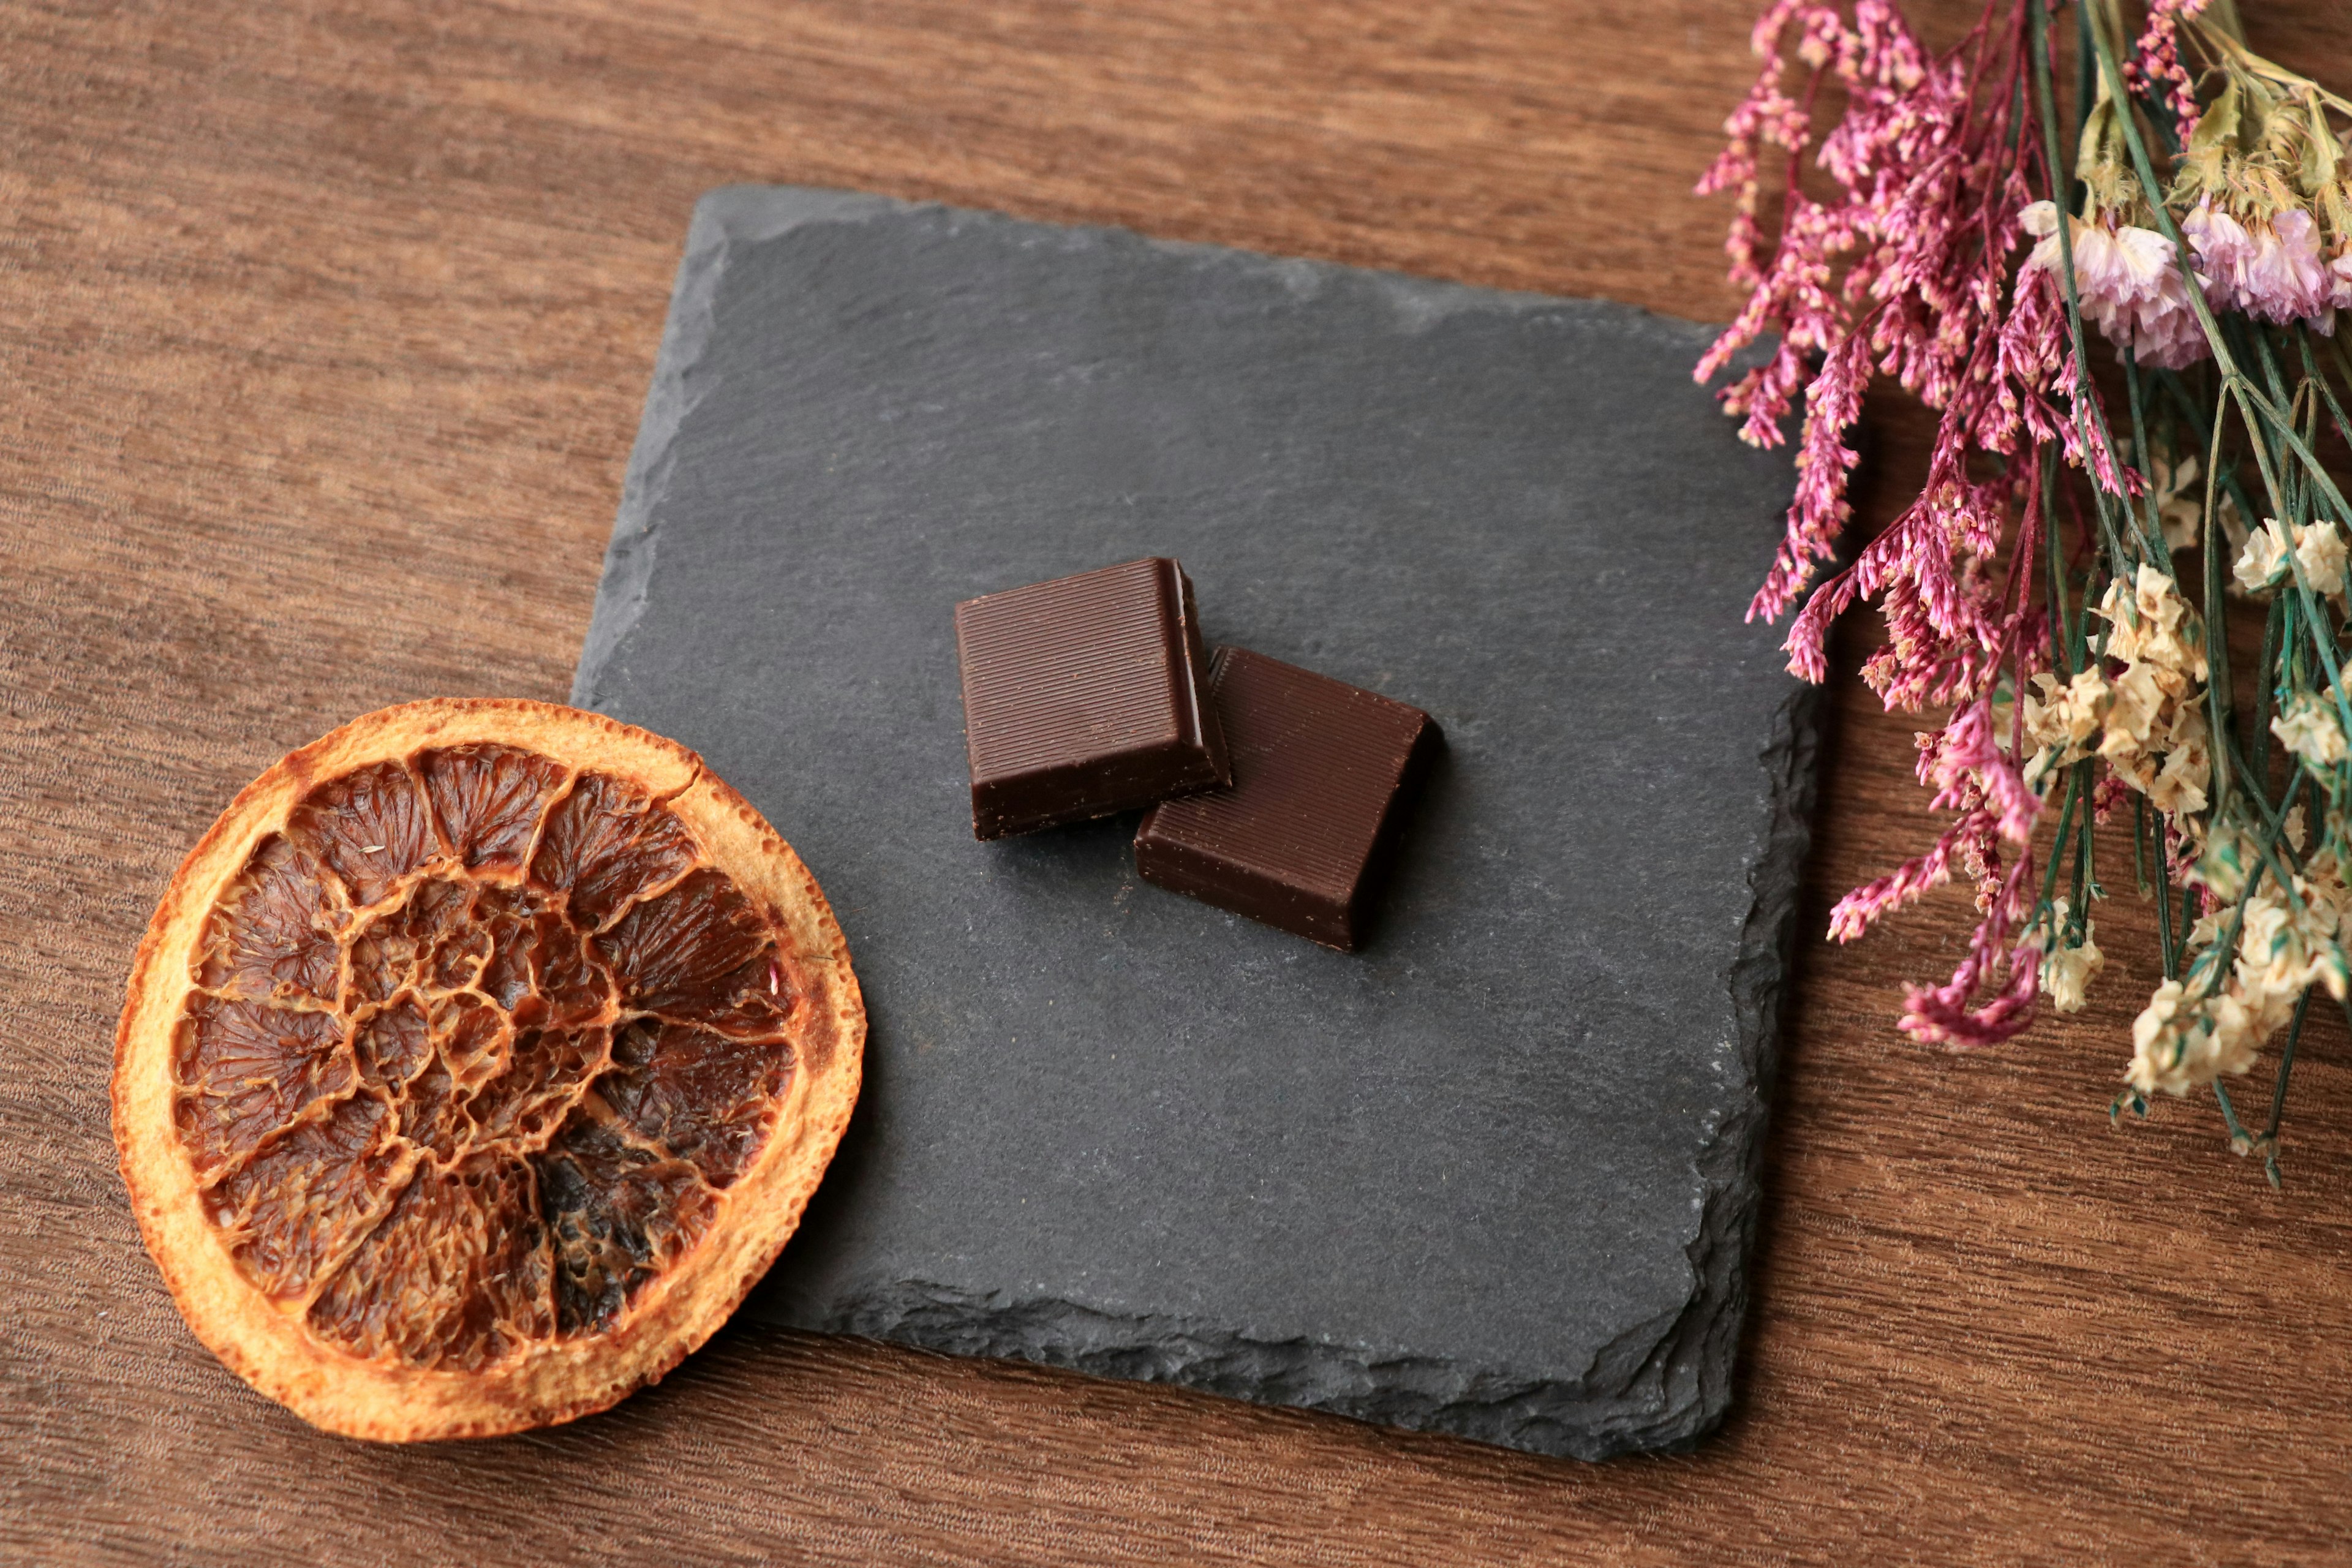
[573,186,1817,1460]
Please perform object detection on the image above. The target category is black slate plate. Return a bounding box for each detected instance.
[573,186,1815,1460]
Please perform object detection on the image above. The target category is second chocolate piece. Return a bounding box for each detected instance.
[956,557,1229,840]
[1134,647,1436,951]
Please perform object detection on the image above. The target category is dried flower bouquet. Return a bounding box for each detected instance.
[1702,0,2352,1177]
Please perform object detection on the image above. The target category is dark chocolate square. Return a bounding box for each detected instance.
[955,557,1229,840]
[1134,647,1434,950]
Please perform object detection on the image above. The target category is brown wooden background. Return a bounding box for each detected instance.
[7,1,2352,1562]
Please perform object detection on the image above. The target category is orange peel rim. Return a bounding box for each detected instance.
[112,698,865,1441]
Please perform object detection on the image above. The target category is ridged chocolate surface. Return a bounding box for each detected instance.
[1135,647,1431,949]
[954,558,1227,839]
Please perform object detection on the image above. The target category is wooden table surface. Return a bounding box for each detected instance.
[8,1,2352,1561]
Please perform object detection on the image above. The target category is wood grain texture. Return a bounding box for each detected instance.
[4,1,2351,1561]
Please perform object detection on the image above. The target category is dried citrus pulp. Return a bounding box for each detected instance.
[113,699,864,1440]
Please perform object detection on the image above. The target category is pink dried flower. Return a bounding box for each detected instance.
[2021,201,2207,369]
[1899,852,2040,1047]
[2130,0,2209,140]
[1721,0,2352,1135]
[2182,200,2256,311]
[2090,774,2132,824]
[1697,0,2023,624]
[1923,696,2038,845]
[2188,202,2335,328]
[2248,209,2334,327]
[1828,810,1978,941]
[1695,0,2288,1059]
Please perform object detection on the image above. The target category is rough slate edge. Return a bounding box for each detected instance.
[793,702,1820,1463]
[573,184,1820,1460]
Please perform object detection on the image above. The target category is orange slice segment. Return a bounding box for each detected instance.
[113,699,864,1440]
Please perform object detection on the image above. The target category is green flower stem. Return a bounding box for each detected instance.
[2149,788,2183,982]
[2038,762,2087,916]
[2245,326,2313,521]
[2125,352,2172,564]
[2154,369,2265,559]
[2071,769,2095,925]
[2261,990,2309,1186]
[2294,333,2352,473]
[2237,375,2352,532]
[2328,334,2352,418]
[2252,587,2283,788]
[2212,1079,2254,1150]
[2031,0,2137,578]
[2044,442,2073,673]
[2204,415,2236,807]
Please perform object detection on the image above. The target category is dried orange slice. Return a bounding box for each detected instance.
[113,699,863,1441]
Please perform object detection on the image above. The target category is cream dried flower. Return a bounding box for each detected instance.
[2236,518,2293,594]
[2100,565,2207,679]
[2046,941,2102,1014]
[2149,701,2211,815]
[2023,668,2109,753]
[2033,898,2103,1014]
[2097,664,2168,791]
[2129,859,2352,1098]
[2186,822,2252,903]
[2236,518,2350,603]
[2106,663,2165,741]
[2133,560,2185,631]
[2128,980,2260,1096]
[2247,895,2333,1002]
[2296,519,2350,601]
[2272,693,2348,769]
[2082,565,2217,810]
[2236,894,2301,997]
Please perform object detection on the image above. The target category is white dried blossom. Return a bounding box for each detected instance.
[2100,565,2207,680]
[2127,862,2352,1097]
[2272,693,2348,769]
[2296,519,2350,601]
[2097,663,2169,791]
[2023,668,2109,752]
[2236,517,2350,603]
[2236,518,2293,595]
[2082,565,2216,810]
[2149,699,2211,816]
[2128,980,2258,1096]
[2032,899,2104,1014]
[2233,889,2332,1005]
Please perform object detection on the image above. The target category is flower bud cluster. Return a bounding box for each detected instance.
[2022,566,2212,818]
[2233,514,2350,603]
[2020,201,2205,368]
[2021,897,2103,1015]
[2130,851,2352,1096]
[1705,1,2352,1099]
